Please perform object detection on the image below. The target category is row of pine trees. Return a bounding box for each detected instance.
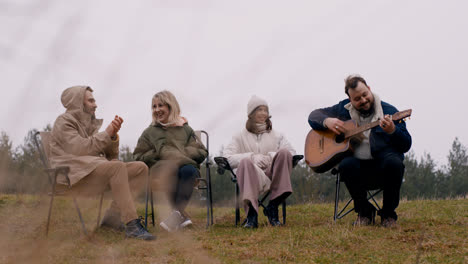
[0,127,466,205]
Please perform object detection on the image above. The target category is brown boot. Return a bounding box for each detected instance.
[381,217,397,228]
[353,208,376,226]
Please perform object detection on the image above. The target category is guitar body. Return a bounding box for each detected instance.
[305,120,357,173]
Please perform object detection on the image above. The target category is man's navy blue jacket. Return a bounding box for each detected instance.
[308,99,412,161]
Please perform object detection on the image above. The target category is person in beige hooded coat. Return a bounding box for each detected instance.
[49,85,154,240]
[223,95,296,228]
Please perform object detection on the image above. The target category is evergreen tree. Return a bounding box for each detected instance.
[446,138,468,197]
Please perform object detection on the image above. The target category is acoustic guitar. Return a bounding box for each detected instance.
[304,109,412,173]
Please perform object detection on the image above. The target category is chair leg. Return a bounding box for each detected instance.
[73,198,88,236]
[150,191,155,227]
[368,190,383,211]
[207,167,214,226]
[337,199,354,219]
[46,192,55,236]
[46,176,59,236]
[282,200,286,225]
[334,172,341,222]
[145,188,149,229]
[145,170,153,229]
[334,172,356,221]
[96,193,104,229]
[235,183,240,226]
[205,185,210,228]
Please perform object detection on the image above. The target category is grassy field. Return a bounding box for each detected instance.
[0,194,466,264]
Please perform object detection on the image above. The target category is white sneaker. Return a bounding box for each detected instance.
[180,216,193,228]
[159,210,183,232]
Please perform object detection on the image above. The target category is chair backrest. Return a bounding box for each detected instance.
[194,130,209,157]
[34,131,59,185]
[33,131,52,170]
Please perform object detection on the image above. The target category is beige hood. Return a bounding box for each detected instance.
[61,85,103,135]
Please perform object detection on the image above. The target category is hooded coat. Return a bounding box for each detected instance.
[133,122,208,189]
[49,86,119,186]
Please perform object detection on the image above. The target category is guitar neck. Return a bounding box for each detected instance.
[344,120,380,138]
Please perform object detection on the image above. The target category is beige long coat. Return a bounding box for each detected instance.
[49,86,119,186]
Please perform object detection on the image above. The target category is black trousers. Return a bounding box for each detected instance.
[170,164,198,212]
[339,154,404,220]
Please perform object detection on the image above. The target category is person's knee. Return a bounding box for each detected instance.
[133,161,149,175]
[277,148,292,159]
[381,156,404,186]
[339,157,360,173]
[339,157,361,182]
[239,158,254,168]
[107,160,127,174]
[382,156,404,172]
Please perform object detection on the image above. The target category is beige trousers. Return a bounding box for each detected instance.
[237,148,293,214]
[66,161,148,223]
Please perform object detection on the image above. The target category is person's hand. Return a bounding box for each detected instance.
[252,154,263,167]
[106,115,124,138]
[252,154,271,169]
[324,118,346,135]
[379,114,395,134]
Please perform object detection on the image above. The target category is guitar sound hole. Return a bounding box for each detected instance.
[335,133,345,143]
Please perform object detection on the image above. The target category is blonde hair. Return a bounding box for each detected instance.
[151,90,181,126]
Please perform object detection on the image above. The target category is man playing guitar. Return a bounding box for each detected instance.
[308,75,412,227]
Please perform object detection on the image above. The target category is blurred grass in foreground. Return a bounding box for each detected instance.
[0,194,466,264]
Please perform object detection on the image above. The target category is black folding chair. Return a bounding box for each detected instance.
[144,130,214,228]
[34,131,104,236]
[214,154,303,226]
[331,168,382,221]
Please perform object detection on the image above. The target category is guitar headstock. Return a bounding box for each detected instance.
[392,109,412,121]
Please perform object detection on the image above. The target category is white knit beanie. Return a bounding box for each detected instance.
[247,95,268,116]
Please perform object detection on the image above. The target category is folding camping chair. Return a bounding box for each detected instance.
[34,131,104,236]
[144,130,214,228]
[331,168,383,221]
[214,154,303,226]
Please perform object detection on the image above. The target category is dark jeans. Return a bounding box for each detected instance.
[339,154,404,220]
[170,165,199,212]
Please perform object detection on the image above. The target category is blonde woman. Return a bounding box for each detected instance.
[223,95,296,228]
[134,90,207,232]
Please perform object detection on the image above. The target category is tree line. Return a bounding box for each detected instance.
[0,127,466,206]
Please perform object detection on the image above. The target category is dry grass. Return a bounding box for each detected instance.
[0,194,466,264]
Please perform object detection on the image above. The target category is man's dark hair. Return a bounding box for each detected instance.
[344,75,368,96]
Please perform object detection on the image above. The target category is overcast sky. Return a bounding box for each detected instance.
[1,0,467,167]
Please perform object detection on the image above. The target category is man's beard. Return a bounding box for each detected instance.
[83,106,96,119]
[357,102,375,117]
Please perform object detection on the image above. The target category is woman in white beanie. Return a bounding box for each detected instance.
[223,95,296,228]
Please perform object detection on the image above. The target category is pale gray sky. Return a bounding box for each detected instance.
[1,0,467,167]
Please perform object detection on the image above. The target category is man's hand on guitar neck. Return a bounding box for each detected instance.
[379,114,396,134]
[324,118,346,135]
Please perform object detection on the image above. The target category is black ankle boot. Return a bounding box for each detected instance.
[243,206,258,229]
[125,218,156,240]
[264,204,282,227]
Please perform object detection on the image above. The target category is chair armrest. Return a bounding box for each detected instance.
[44,166,72,188]
[292,155,303,168]
[214,157,233,172]
[214,156,237,182]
